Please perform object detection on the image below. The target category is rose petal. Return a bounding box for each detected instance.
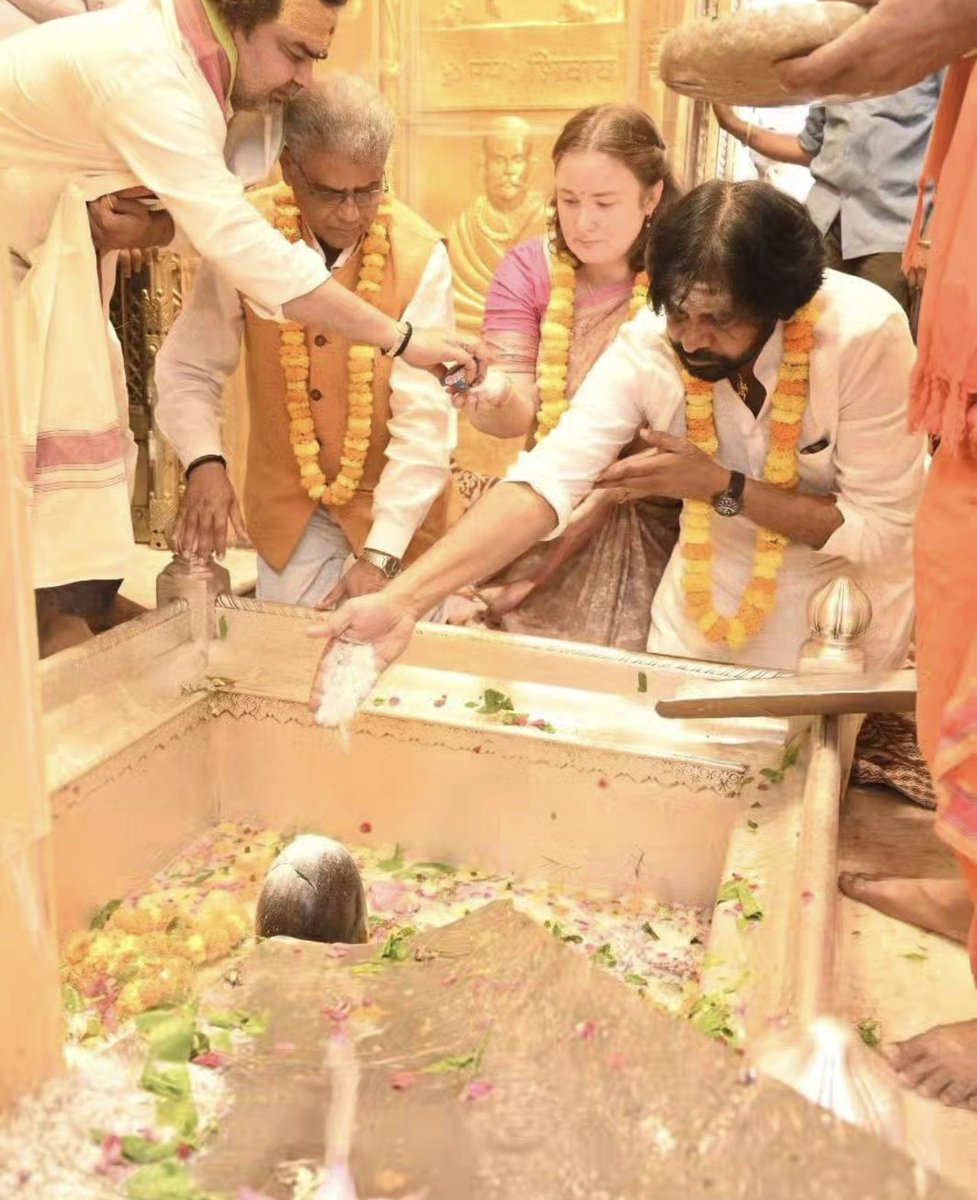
[574,1020,599,1042]
[360,821,373,834]
[390,1070,416,1091]
[192,1049,229,1069]
[464,1079,494,1102]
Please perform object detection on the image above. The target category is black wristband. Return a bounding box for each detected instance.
[393,319,413,358]
[185,454,227,478]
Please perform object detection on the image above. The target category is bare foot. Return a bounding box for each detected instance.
[883,1020,977,1110]
[838,873,973,945]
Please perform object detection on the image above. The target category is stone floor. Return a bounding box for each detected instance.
[837,786,977,1197]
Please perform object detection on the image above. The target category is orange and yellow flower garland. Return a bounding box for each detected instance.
[535,254,650,442]
[273,184,393,506]
[680,299,819,650]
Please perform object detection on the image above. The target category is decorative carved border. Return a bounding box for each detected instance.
[50,699,212,814]
[204,690,747,797]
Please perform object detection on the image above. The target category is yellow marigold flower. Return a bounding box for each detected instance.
[349,345,374,362]
[727,618,748,649]
[359,281,381,294]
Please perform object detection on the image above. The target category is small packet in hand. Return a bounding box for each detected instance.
[314,638,382,730]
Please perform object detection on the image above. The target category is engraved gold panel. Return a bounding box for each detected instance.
[413,24,627,112]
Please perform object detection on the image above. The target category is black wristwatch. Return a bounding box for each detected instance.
[711,470,746,518]
[359,547,403,579]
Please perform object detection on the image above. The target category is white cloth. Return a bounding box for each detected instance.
[14,174,138,586]
[0,0,329,320]
[155,240,458,561]
[256,507,351,607]
[0,0,115,41]
[505,270,926,671]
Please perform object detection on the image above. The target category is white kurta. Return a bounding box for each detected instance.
[0,0,328,314]
[0,0,330,586]
[506,270,927,672]
[155,240,459,561]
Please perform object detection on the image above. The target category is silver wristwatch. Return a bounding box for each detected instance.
[359,547,403,579]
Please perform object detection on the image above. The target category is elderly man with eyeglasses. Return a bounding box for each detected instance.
[156,72,457,607]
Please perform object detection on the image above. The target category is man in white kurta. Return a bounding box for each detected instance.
[505,267,922,670]
[155,75,456,607]
[0,0,472,632]
[304,180,927,684]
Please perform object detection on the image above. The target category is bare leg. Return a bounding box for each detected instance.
[883,1021,977,1110]
[838,873,973,945]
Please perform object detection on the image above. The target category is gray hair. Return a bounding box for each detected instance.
[284,73,396,169]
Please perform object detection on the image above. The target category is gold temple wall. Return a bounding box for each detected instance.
[126,0,737,543]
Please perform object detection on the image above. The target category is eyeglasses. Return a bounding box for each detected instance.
[291,161,389,209]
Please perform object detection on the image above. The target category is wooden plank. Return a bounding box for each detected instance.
[656,669,916,720]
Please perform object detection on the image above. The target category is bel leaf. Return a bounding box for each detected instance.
[137,1008,196,1062]
[380,925,418,962]
[121,1135,178,1164]
[140,1063,191,1102]
[125,1161,212,1200]
[478,689,514,715]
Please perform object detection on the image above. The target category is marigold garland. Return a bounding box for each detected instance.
[680,299,819,651]
[61,825,283,1025]
[534,254,650,443]
[273,184,393,506]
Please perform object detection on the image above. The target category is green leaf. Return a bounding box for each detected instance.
[137,1008,196,1063]
[380,925,417,962]
[140,1063,191,1102]
[62,984,86,1014]
[641,922,660,941]
[464,701,479,709]
[378,844,405,872]
[423,1042,485,1074]
[90,898,122,930]
[901,947,929,962]
[372,697,387,707]
[396,861,455,879]
[689,993,737,1044]
[125,1161,212,1200]
[350,962,385,976]
[218,615,229,641]
[637,671,648,694]
[591,943,618,968]
[856,1018,882,1049]
[717,879,763,922]
[156,1094,199,1138]
[624,973,648,988]
[203,1009,268,1037]
[478,689,514,715]
[545,921,583,944]
[121,1135,178,1164]
[209,1029,234,1054]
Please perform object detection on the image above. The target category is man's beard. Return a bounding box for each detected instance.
[670,320,776,383]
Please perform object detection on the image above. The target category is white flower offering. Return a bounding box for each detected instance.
[313,638,383,733]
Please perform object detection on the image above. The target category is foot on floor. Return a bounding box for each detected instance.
[838,873,973,944]
[884,1020,977,1110]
